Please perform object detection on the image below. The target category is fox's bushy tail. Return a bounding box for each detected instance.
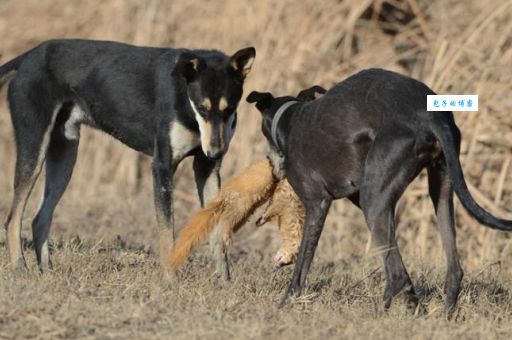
[168,203,222,268]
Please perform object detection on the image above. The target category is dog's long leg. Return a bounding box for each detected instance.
[193,152,221,206]
[192,152,230,280]
[360,131,421,310]
[281,195,331,305]
[209,221,231,280]
[31,118,79,271]
[6,94,61,271]
[152,131,175,279]
[428,162,463,311]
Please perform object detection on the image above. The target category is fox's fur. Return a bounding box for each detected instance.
[169,159,277,269]
[257,179,305,267]
[169,159,306,270]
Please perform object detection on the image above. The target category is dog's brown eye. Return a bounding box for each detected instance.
[198,105,207,112]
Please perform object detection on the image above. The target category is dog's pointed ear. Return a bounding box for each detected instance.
[247,91,273,110]
[297,85,327,101]
[176,53,205,82]
[229,47,256,78]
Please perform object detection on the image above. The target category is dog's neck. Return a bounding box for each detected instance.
[271,100,299,154]
[267,100,300,181]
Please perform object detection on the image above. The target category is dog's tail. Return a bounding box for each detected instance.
[0,53,27,90]
[431,116,512,230]
[169,159,276,269]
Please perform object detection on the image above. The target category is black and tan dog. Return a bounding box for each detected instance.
[247,68,512,311]
[0,39,255,276]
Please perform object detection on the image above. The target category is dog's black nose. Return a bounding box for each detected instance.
[206,150,223,160]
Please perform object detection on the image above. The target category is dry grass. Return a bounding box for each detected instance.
[0,0,512,338]
[2,237,512,339]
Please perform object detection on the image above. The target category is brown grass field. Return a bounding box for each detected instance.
[1,0,512,338]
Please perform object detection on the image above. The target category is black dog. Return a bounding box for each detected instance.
[247,68,512,311]
[0,39,255,276]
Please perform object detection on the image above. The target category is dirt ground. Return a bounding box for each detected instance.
[1,0,512,339]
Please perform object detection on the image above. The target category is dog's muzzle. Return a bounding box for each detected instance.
[206,149,223,160]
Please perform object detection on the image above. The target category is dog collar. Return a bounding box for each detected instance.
[271,100,299,149]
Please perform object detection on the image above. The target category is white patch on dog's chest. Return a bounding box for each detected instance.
[170,121,200,160]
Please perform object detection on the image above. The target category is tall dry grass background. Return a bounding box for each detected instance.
[0,0,512,338]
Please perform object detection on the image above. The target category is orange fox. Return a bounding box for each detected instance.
[168,159,305,277]
[256,179,304,267]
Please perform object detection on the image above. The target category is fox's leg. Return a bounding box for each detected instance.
[258,179,305,267]
[256,179,291,226]
[256,199,280,226]
[275,211,304,267]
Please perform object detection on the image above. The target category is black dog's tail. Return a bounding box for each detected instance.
[0,53,27,89]
[431,117,512,231]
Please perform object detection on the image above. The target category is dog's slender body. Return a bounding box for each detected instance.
[247,68,512,311]
[0,39,255,275]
